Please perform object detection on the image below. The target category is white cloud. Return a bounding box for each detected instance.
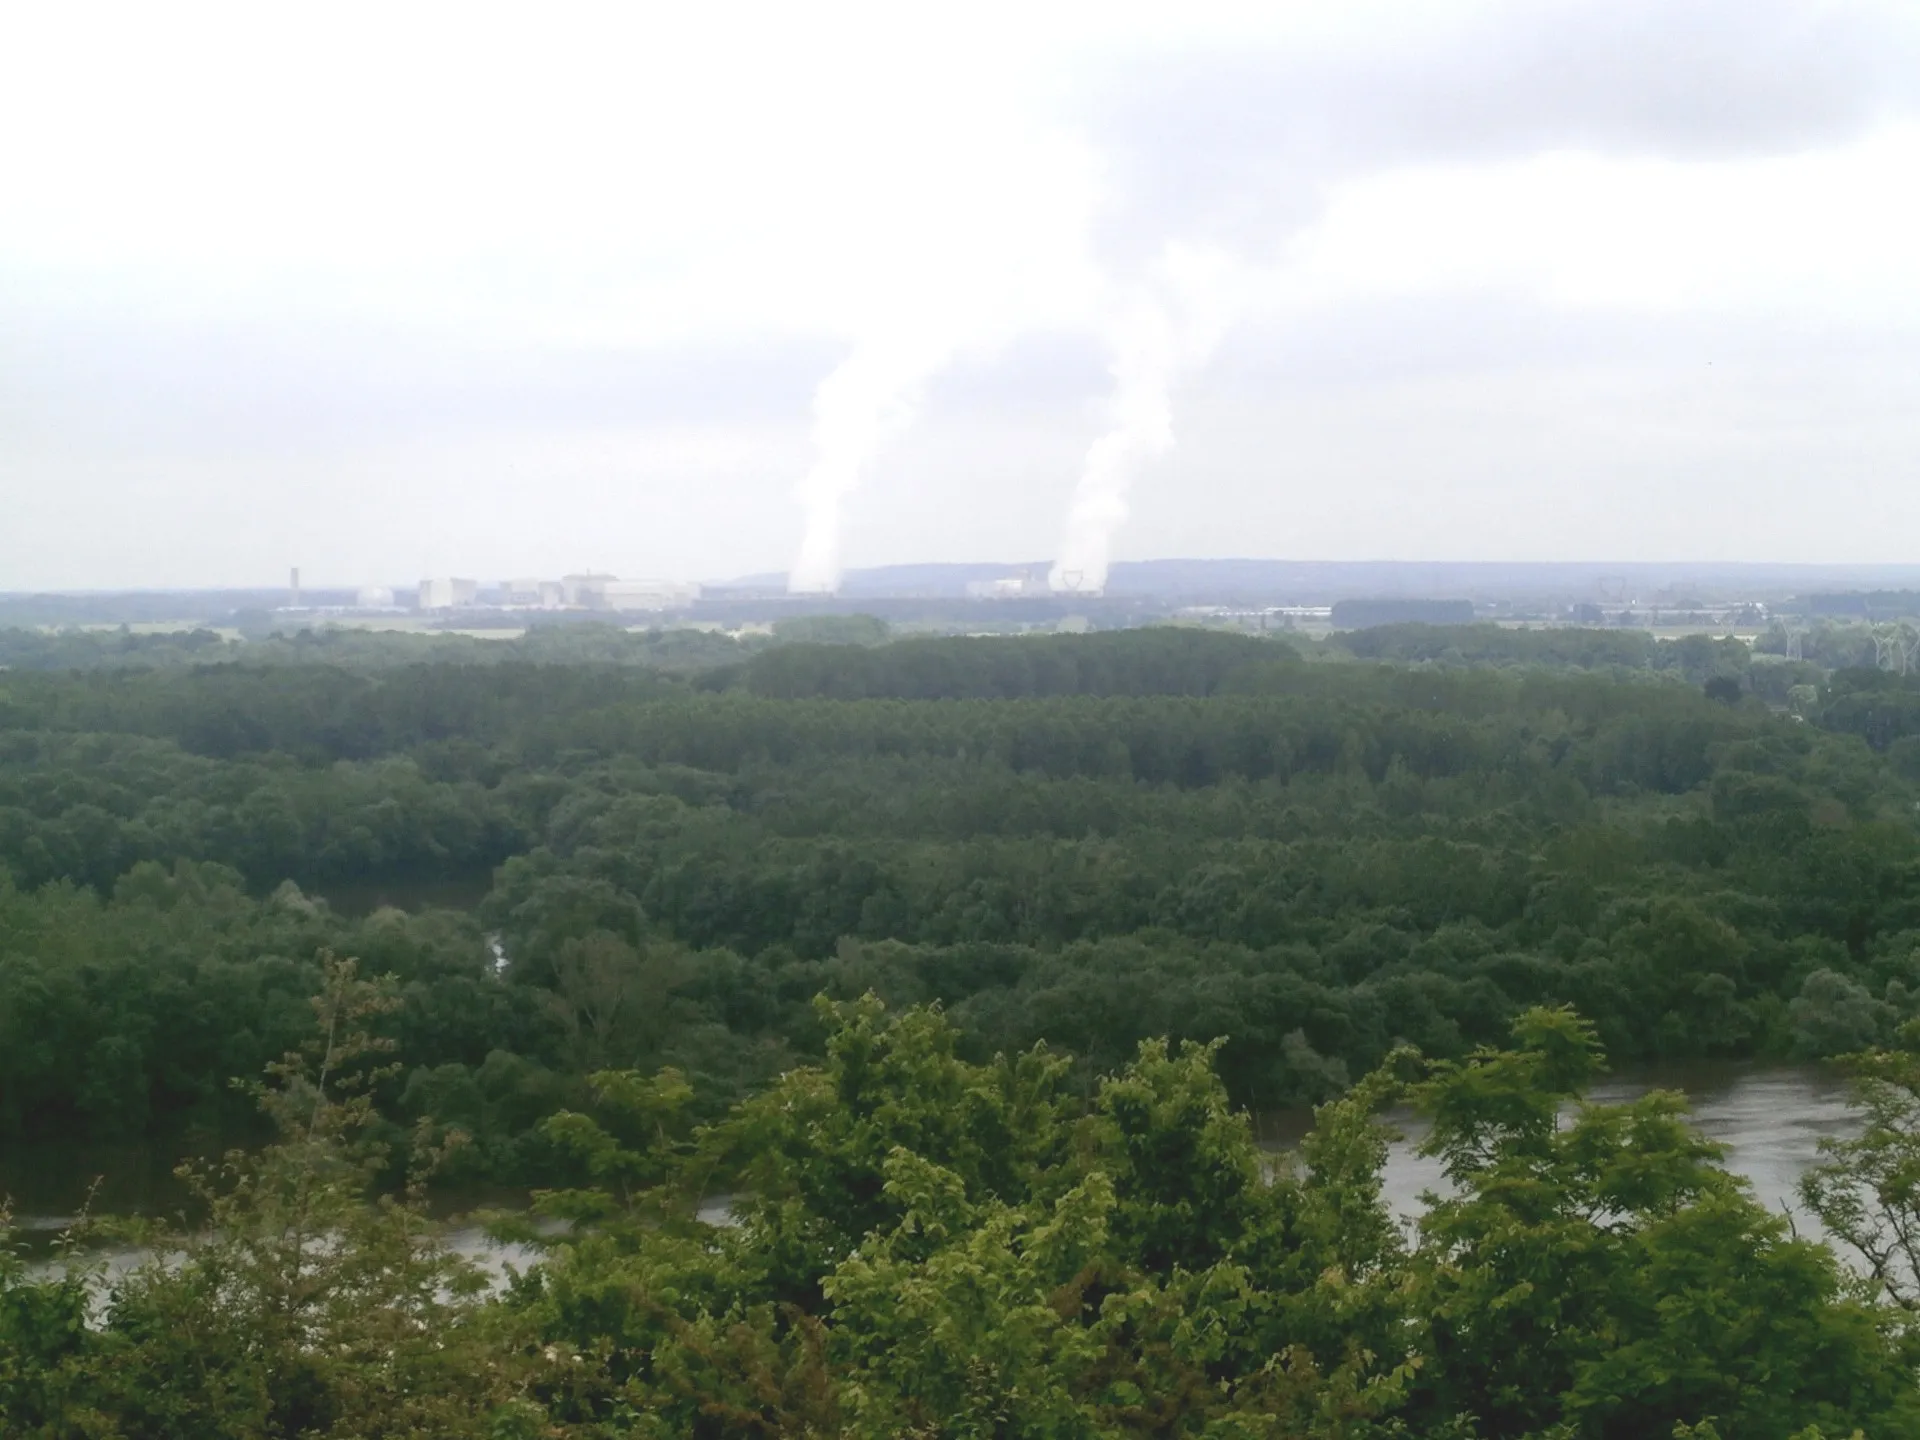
[1282,127,1920,320]
[5,0,1920,586]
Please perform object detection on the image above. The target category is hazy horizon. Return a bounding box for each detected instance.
[23,555,1920,601]
[7,1,1920,590]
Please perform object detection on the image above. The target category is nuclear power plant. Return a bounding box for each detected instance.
[401,574,705,613]
[228,558,1920,644]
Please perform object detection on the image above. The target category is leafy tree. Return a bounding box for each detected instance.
[1802,1019,1920,1312]
[1404,1008,1918,1439]
[1,956,550,1437]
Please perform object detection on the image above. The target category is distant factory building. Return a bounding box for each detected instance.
[965,568,1050,600]
[418,577,478,610]
[356,585,397,609]
[505,578,565,608]
[561,573,619,607]
[601,579,701,611]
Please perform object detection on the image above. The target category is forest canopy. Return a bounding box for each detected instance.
[11,622,1920,1433]
[5,975,1916,1438]
[3,623,1919,1168]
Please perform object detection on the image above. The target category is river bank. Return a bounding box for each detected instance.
[1251,1059,1856,1222]
[5,1061,1862,1267]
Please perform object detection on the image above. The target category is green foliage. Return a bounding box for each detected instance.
[9,627,1920,1174]
[508,996,1431,1436]
[735,626,1285,699]
[1405,1009,1910,1438]
[0,956,538,1437]
[1334,622,1659,671]
[0,621,768,675]
[768,613,893,647]
[7,991,1920,1435]
[1329,623,1755,685]
[15,625,1920,1430]
[1802,1019,1920,1312]
[0,625,238,671]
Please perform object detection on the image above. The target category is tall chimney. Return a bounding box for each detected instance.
[290,567,301,608]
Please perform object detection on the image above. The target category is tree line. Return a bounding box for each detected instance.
[4,627,1920,1172]
[6,969,1919,1437]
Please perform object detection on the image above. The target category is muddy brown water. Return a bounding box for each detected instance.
[1253,1061,1860,1227]
[3,1063,1863,1273]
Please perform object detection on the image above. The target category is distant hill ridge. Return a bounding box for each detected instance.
[722,559,1920,603]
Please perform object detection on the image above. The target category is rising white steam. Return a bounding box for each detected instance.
[1046,301,1175,594]
[788,337,943,594]
[1050,246,1239,595]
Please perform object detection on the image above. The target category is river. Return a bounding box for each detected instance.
[1334,1060,1860,1225]
[2,1062,1863,1274]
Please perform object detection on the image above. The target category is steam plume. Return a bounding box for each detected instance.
[788,336,944,595]
[1050,246,1236,595]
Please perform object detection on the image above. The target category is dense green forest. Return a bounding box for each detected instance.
[11,629,1920,1159]
[0,620,767,674]
[9,965,1920,1437]
[3,623,1920,1171]
[12,621,1920,1433]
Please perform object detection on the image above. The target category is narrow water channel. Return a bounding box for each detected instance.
[1259,1061,1858,1224]
[4,1063,1864,1273]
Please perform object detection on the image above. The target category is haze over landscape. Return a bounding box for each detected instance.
[27,7,1920,1435]
[7,0,1920,592]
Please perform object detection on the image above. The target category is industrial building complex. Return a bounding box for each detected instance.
[182,559,1920,644]
[407,574,702,613]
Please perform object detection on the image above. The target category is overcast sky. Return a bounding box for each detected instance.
[5,0,1920,589]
